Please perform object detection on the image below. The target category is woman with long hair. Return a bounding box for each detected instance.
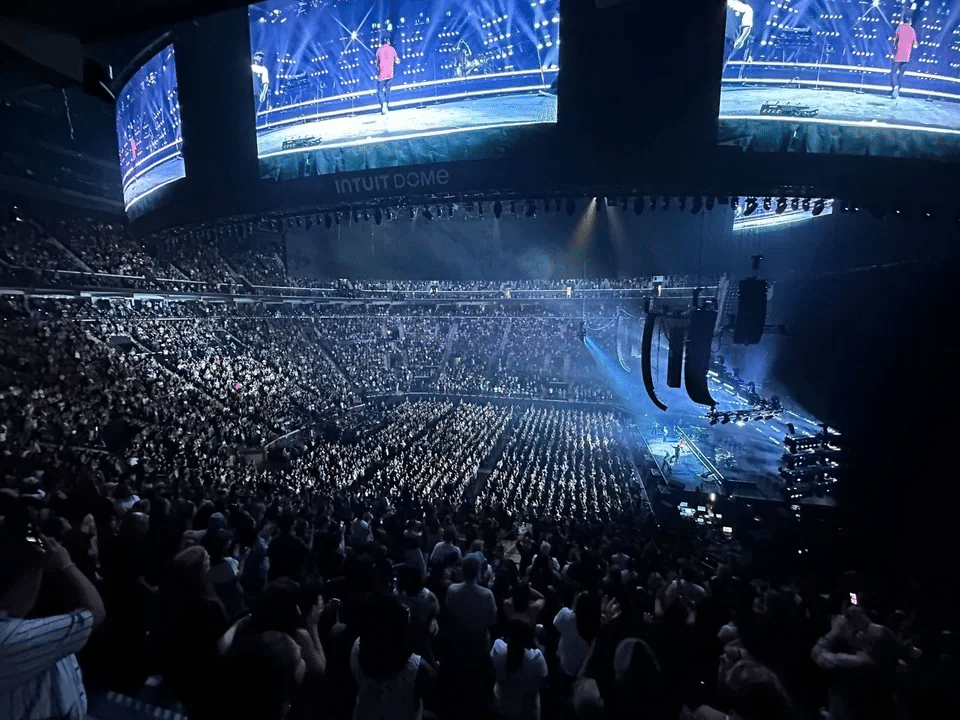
[351,594,435,720]
[491,620,548,720]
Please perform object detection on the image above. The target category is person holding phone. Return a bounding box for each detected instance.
[0,532,106,720]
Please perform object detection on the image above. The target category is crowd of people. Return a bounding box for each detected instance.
[0,211,955,720]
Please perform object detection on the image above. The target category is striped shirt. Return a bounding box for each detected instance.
[0,610,93,720]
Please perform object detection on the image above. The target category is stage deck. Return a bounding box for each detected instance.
[719,86,960,160]
[257,94,557,179]
[640,376,824,502]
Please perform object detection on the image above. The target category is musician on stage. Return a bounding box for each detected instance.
[891,12,919,99]
[252,51,270,112]
[724,0,754,67]
[375,36,400,115]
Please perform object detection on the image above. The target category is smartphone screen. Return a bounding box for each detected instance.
[849,593,858,605]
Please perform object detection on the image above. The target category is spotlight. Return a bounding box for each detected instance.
[422,206,433,220]
[448,204,454,217]
[802,198,810,211]
[812,200,825,216]
[511,200,517,215]
[566,197,575,216]
[374,208,383,225]
[305,216,312,230]
[478,202,484,216]
[364,209,370,221]
[662,196,670,210]
[763,197,772,211]
[744,198,758,216]
[621,196,628,211]
[678,196,687,211]
[324,213,332,229]
[730,196,739,209]
[691,196,703,214]
[839,200,849,213]
[791,198,800,211]
[555,197,562,213]
[709,493,717,503]
[776,198,787,215]
[705,196,714,211]
[410,207,416,219]
[494,200,503,219]
[606,197,616,208]
[334,211,341,225]
[633,196,644,215]
[721,414,731,425]
[525,200,536,218]
[287,218,294,228]
[542,198,549,214]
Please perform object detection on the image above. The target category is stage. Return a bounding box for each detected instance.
[258,93,557,179]
[719,86,960,160]
[123,155,186,211]
[640,374,827,504]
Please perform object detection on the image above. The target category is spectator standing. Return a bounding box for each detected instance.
[430,526,462,565]
[491,620,548,720]
[351,595,435,720]
[0,533,106,720]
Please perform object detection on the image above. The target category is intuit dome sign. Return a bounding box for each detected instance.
[333,167,451,197]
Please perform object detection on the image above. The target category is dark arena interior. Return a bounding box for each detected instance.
[0,1,958,719]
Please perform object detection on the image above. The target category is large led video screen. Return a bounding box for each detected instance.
[116,45,185,211]
[249,0,559,172]
[719,1,960,158]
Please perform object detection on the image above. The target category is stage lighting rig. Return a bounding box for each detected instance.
[620,196,628,211]
[763,197,772,211]
[705,196,715,211]
[363,209,370,221]
[478,202,485,216]
[775,198,787,214]
[634,196,645,215]
[566,198,576,216]
[525,200,536,218]
[662,196,670,211]
[802,198,810,211]
[511,200,517,216]
[422,206,433,220]
[374,208,382,225]
[691,196,704,214]
[743,198,758,216]
[493,200,503,219]
[730,196,739,209]
[812,199,825,216]
[791,198,800,211]
[678,196,687,211]
[324,213,332,229]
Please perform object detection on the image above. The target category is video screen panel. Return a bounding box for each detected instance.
[720,1,960,158]
[116,45,185,211]
[249,0,559,171]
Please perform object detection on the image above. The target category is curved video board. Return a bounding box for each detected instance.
[249,0,559,177]
[720,1,960,158]
[116,45,185,211]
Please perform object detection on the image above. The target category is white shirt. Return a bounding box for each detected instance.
[251,63,269,85]
[0,610,94,720]
[554,608,589,677]
[491,639,548,720]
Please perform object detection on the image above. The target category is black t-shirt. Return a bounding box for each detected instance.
[268,532,309,582]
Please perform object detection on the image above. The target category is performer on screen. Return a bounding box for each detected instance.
[375,36,400,115]
[890,13,918,99]
[724,0,754,68]
[252,51,270,111]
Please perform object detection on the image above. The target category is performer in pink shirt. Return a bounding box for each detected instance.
[891,13,918,99]
[374,36,400,115]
